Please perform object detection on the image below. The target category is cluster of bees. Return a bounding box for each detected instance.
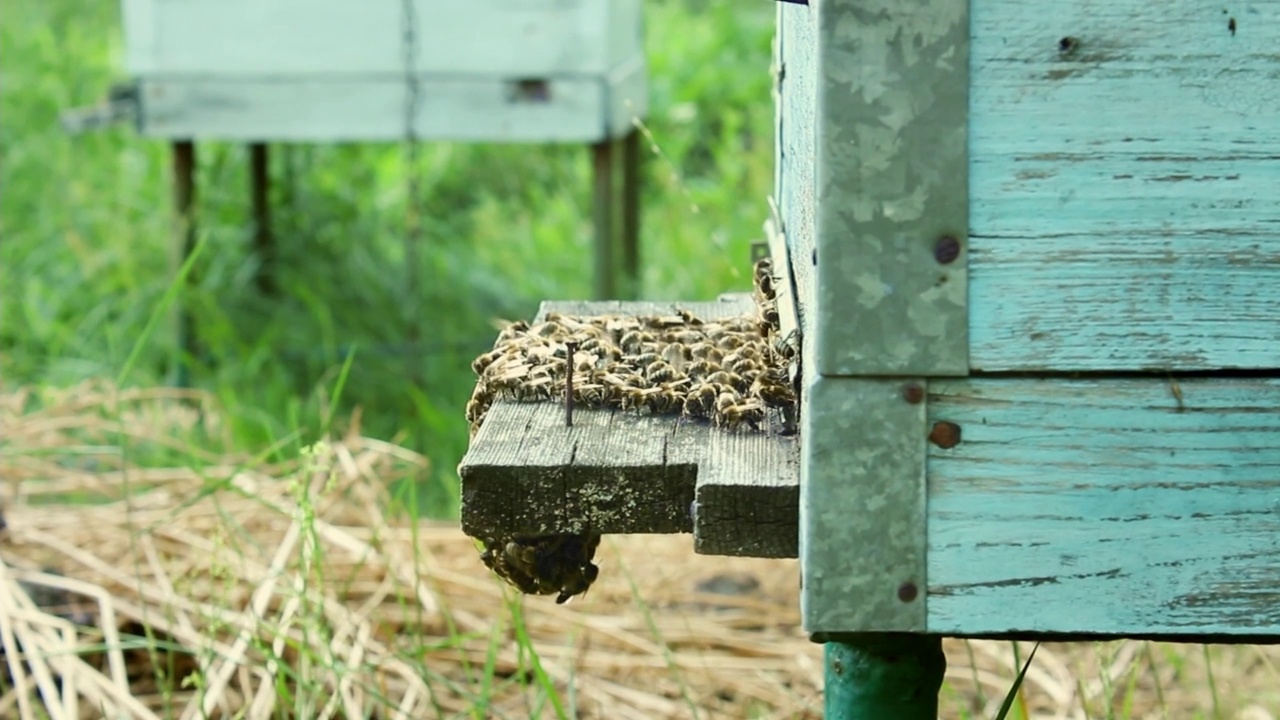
[466,258,796,604]
[466,259,796,438]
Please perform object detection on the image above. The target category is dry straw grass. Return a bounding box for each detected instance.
[0,381,1276,719]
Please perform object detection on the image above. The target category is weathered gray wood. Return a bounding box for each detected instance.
[458,295,801,558]
[692,410,799,558]
[775,1,817,354]
[927,377,1280,638]
[460,402,695,538]
[136,68,647,142]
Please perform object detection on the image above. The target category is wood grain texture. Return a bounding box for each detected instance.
[693,408,799,558]
[122,0,642,77]
[968,0,1280,371]
[926,377,1280,637]
[775,1,817,355]
[137,66,647,142]
[458,296,800,558]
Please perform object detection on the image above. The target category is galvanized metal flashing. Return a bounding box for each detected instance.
[814,0,970,377]
[801,0,968,634]
[801,377,928,633]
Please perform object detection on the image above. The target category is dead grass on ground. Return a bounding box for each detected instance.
[0,381,1276,719]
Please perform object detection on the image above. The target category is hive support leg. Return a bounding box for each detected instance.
[823,635,945,719]
[171,140,197,388]
[620,127,642,301]
[591,138,616,301]
[249,142,277,296]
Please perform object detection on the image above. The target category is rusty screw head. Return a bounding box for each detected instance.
[934,235,961,264]
[929,421,962,449]
[901,383,924,404]
[897,582,919,603]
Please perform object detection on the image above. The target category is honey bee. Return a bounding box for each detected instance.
[688,342,716,359]
[757,304,781,334]
[716,400,766,432]
[665,330,706,345]
[724,351,764,377]
[686,359,718,380]
[496,320,530,343]
[645,360,680,385]
[750,371,796,408]
[603,370,645,389]
[676,308,704,325]
[645,385,686,414]
[479,533,602,604]
[466,388,493,433]
[661,343,691,366]
[533,321,566,339]
[683,382,718,418]
[619,330,654,354]
[620,387,649,412]
[771,330,799,361]
[574,382,616,407]
[706,370,745,391]
[630,351,663,371]
[713,332,747,351]
[471,348,505,375]
[753,258,776,301]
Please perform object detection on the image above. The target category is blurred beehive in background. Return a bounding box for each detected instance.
[73,0,650,382]
[119,0,647,143]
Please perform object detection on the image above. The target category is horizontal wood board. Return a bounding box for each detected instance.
[136,65,647,142]
[458,296,800,558]
[967,0,1280,371]
[121,0,643,77]
[926,377,1280,637]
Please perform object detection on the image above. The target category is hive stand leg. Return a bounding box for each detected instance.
[823,635,945,719]
[620,127,642,301]
[171,140,197,388]
[249,142,277,296]
[591,138,616,300]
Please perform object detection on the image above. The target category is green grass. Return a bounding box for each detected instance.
[1,0,775,516]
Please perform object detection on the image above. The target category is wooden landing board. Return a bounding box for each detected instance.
[927,377,1280,638]
[458,296,800,559]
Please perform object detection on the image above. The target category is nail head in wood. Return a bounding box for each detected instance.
[934,235,961,265]
[928,421,961,449]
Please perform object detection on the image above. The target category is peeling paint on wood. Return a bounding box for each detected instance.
[969,0,1280,371]
[926,377,1280,636]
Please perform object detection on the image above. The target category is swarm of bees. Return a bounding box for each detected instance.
[478,533,601,604]
[468,258,797,603]
[467,259,796,438]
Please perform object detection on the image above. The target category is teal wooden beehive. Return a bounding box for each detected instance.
[785,0,1280,643]
[458,0,1279,714]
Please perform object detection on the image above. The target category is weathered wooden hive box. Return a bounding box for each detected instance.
[118,0,647,141]
[460,0,1280,645]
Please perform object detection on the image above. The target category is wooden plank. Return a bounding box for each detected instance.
[692,410,799,559]
[966,0,1280,371]
[969,237,1280,371]
[775,0,817,352]
[136,66,647,142]
[926,377,1280,637]
[458,296,801,557]
[122,0,641,77]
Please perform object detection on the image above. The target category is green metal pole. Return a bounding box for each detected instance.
[824,634,945,719]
